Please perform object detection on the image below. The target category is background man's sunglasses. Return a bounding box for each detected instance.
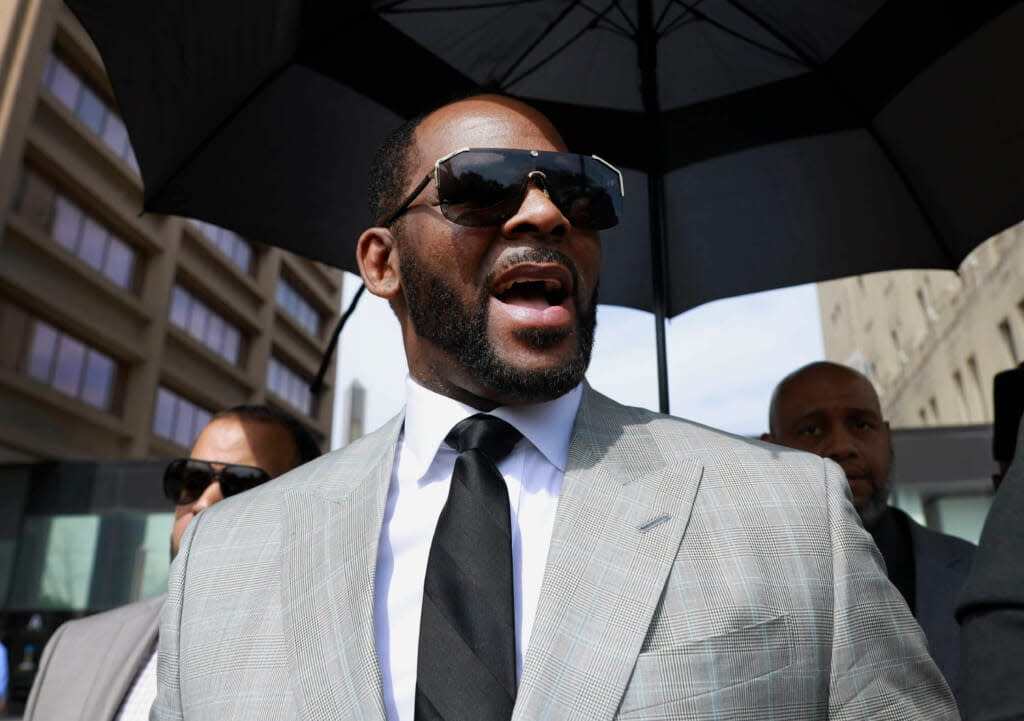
[163,458,271,505]
[382,147,625,230]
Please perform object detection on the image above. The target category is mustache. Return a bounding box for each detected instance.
[485,247,581,295]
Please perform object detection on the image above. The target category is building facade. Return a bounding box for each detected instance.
[0,5,345,693]
[817,222,1024,429]
[0,0,344,462]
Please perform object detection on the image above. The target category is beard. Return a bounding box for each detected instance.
[400,246,597,403]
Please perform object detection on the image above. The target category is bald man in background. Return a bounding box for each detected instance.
[23,404,320,721]
[762,361,975,705]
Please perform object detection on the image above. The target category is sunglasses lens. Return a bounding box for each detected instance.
[163,459,213,505]
[438,150,527,227]
[218,465,271,498]
[437,149,622,230]
[543,154,623,231]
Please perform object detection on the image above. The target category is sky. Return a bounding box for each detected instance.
[330,273,826,449]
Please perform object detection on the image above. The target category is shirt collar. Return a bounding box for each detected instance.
[401,376,582,480]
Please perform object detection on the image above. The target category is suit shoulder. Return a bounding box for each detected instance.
[584,386,827,476]
[46,594,163,647]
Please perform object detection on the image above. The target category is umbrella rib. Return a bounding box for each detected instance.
[722,0,818,67]
[502,1,630,88]
[667,0,807,67]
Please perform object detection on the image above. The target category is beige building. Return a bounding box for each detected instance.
[0,0,344,461]
[818,222,1024,429]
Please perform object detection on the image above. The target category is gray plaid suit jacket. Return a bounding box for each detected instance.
[152,385,958,720]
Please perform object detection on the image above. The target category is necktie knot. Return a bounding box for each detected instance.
[446,413,522,462]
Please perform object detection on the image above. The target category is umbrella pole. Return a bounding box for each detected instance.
[639,0,671,415]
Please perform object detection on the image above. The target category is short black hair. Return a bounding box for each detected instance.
[213,404,322,468]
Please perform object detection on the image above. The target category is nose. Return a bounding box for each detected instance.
[503,178,568,237]
[820,428,857,461]
[188,480,225,513]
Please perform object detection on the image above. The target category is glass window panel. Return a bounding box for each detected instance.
[153,388,175,438]
[232,239,251,273]
[16,168,55,229]
[138,513,174,599]
[186,302,209,341]
[172,401,195,447]
[42,52,56,85]
[193,409,212,441]
[76,86,106,135]
[36,515,101,610]
[222,326,240,364]
[205,313,224,356]
[169,286,190,328]
[52,196,83,251]
[48,58,80,110]
[52,335,86,396]
[78,217,108,271]
[103,236,135,288]
[27,321,58,382]
[80,350,114,409]
[100,112,129,157]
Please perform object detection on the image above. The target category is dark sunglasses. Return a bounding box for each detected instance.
[162,457,271,505]
[382,147,625,230]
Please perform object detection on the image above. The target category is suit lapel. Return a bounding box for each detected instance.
[92,596,162,721]
[281,414,403,721]
[514,388,703,721]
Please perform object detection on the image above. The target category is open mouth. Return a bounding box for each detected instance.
[491,265,572,310]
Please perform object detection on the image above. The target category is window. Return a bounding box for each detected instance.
[999,318,1020,365]
[966,355,988,418]
[276,278,322,337]
[15,167,139,290]
[24,318,118,410]
[152,387,212,448]
[167,285,242,364]
[41,52,139,172]
[187,219,254,274]
[267,357,314,415]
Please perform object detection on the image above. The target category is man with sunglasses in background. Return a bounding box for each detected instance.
[154,94,957,721]
[24,404,320,721]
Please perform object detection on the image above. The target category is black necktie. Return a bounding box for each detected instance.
[415,413,523,721]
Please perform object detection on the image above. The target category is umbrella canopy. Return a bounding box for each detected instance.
[66,0,1024,412]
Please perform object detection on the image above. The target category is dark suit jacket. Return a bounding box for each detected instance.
[956,417,1024,721]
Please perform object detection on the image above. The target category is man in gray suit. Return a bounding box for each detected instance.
[23,404,319,721]
[154,93,959,720]
[762,360,976,706]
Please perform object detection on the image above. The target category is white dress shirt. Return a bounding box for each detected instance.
[114,645,157,721]
[374,377,581,721]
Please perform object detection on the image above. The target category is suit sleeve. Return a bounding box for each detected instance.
[821,458,961,720]
[955,416,1024,721]
[22,619,68,721]
[151,513,203,721]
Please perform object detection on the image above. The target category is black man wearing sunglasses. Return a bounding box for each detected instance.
[25,404,319,721]
[155,94,957,721]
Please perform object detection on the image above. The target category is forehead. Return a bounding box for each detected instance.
[779,367,882,419]
[414,96,566,168]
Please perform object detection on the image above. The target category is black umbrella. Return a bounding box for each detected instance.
[65,0,1024,413]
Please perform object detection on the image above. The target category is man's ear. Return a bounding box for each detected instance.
[356,227,401,300]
